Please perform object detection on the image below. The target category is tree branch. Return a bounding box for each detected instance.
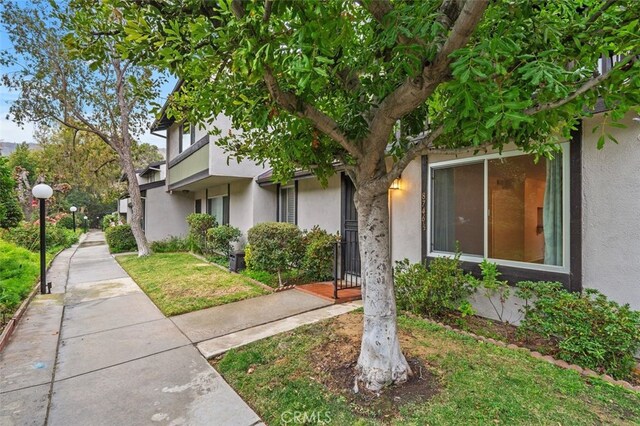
[263,0,273,23]
[524,53,638,115]
[263,66,361,159]
[384,125,444,186]
[365,0,489,158]
[361,0,427,48]
[585,0,617,28]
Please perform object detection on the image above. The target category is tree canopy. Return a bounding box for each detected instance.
[115,0,639,185]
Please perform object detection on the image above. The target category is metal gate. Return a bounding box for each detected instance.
[333,174,361,298]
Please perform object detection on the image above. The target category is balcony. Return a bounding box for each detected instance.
[167,135,210,189]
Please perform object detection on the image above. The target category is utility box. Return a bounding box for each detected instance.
[229,251,246,272]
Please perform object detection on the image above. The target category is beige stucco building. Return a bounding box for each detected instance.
[133,100,640,312]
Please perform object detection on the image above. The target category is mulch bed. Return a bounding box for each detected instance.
[309,315,439,420]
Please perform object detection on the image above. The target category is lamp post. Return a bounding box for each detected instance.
[83,215,88,232]
[70,206,77,232]
[32,183,53,294]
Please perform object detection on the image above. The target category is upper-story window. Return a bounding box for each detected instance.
[279,185,296,224]
[179,122,195,153]
[429,145,568,271]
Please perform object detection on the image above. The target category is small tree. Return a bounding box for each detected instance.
[247,222,304,287]
[113,0,639,390]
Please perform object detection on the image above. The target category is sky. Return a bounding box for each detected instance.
[0,22,176,150]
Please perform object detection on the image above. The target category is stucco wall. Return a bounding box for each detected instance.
[582,112,640,310]
[390,158,422,264]
[296,174,341,234]
[144,188,193,242]
[229,180,253,244]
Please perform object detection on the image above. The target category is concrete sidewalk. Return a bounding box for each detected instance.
[1,232,263,426]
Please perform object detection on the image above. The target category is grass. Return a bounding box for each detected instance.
[117,252,269,316]
[214,311,640,425]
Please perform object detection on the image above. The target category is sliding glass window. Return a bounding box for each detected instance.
[430,147,567,269]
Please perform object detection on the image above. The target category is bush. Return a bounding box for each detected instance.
[246,222,304,286]
[468,259,512,323]
[1,221,78,251]
[56,213,79,230]
[0,239,39,317]
[207,225,242,257]
[150,236,190,253]
[0,157,23,229]
[394,253,474,318]
[105,224,137,253]
[102,212,122,231]
[518,282,640,379]
[302,226,338,281]
[186,213,217,253]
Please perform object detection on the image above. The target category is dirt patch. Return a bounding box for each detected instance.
[309,314,440,420]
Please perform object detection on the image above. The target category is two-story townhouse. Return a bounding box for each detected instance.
[143,61,639,314]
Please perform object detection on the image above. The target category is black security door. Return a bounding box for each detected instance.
[341,174,361,277]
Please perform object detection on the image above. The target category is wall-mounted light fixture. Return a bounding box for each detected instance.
[390,177,401,190]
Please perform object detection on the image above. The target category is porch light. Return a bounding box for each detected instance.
[390,177,401,190]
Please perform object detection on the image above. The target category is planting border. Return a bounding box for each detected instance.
[0,235,84,352]
[416,315,640,393]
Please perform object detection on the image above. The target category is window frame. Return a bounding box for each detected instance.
[278,184,297,224]
[178,122,195,154]
[207,194,229,225]
[427,144,570,273]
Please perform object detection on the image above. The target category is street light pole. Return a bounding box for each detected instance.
[32,183,53,294]
[70,206,77,232]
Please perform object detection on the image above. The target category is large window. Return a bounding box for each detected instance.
[208,195,229,225]
[430,147,567,269]
[279,185,296,224]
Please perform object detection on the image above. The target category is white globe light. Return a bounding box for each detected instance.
[32,184,53,199]
[83,216,88,220]
[70,206,78,212]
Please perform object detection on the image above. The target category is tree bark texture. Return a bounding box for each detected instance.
[121,152,150,257]
[355,187,411,391]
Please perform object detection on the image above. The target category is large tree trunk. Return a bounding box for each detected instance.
[354,186,411,391]
[121,153,150,257]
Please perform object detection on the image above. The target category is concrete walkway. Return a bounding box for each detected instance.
[1,231,363,426]
[0,232,262,426]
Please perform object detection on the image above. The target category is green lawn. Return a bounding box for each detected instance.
[117,252,269,316]
[215,311,640,425]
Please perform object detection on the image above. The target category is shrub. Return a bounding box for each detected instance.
[394,252,474,318]
[207,225,242,257]
[0,157,23,229]
[246,222,304,286]
[0,239,39,317]
[468,259,512,323]
[518,282,640,379]
[101,212,122,231]
[1,221,78,251]
[186,213,217,253]
[105,224,137,253]
[56,213,79,230]
[150,236,190,253]
[302,226,338,281]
